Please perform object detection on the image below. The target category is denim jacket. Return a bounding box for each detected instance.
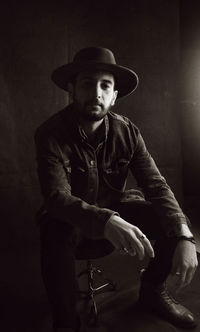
[35,104,189,239]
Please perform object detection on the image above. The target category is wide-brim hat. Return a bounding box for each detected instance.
[51,47,139,98]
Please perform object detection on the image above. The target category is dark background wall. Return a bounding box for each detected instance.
[180,0,200,197]
[0,0,183,252]
[1,1,200,318]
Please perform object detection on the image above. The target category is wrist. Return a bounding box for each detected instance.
[176,235,196,245]
[104,214,119,237]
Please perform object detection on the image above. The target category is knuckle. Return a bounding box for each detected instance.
[190,262,197,270]
[133,226,140,233]
[131,225,136,231]
[193,265,197,271]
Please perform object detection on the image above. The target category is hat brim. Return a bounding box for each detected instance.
[51,62,138,98]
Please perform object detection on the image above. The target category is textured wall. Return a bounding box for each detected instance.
[0,0,182,251]
[180,0,200,196]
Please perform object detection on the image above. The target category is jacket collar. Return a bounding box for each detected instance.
[61,103,109,145]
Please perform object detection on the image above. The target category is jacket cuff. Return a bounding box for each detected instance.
[162,213,193,237]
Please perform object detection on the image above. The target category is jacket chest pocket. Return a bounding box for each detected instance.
[103,159,129,190]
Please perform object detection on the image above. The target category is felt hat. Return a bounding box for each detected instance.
[51,47,138,98]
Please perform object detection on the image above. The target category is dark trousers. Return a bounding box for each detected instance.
[40,200,178,328]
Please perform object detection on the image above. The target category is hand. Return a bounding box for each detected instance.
[104,215,155,260]
[171,240,198,292]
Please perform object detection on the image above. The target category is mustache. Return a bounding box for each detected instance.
[86,100,102,107]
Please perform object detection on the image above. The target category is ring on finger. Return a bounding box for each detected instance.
[123,247,129,254]
[124,247,136,256]
[119,247,129,254]
[140,234,146,240]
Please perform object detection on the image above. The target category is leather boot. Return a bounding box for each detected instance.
[138,281,197,329]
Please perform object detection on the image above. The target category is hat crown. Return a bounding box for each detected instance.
[52,47,138,98]
[73,47,116,65]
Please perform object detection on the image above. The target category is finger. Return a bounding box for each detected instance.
[176,268,187,292]
[124,240,137,257]
[172,270,182,292]
[118,246,136,257]
[170,264,177,276]
[185,266,197,287]
[119,247,128,255]
[128,233,145,260]
[117,233,138,257]
[171,262,181,276]
[129,250,136,257]
[127,246,136,257]
[117,236,138,257]
[139,235,155,258]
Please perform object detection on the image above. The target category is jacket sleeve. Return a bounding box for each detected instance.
[129,127,191,237]
[34,127,116,239]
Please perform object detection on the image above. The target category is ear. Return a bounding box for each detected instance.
[111,90,118,106]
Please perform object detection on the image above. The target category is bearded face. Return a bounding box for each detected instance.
[69,71,118,122]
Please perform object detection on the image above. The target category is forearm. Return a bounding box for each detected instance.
[44,189,116,239]
[131,132,192,237]
[142,176,191,236]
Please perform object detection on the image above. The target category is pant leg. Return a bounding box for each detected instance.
[112,200,178,285]
[40,215,80,329]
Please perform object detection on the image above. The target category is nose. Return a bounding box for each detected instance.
[97,84,102,98]
[92,82,101,99]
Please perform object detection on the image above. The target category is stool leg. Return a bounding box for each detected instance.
[88,261,98,326]
[79,261,98,328]
[77,260,117,328]
[92,267,116,293]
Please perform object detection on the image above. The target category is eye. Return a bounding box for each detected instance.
[101,83,111,90]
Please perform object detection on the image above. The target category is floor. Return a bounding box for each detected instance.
[1,244,200,332]
[0,197,200,332]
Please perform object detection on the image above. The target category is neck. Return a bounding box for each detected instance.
[79,118,104,137]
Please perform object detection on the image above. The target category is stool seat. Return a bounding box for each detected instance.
[75,238,114,260]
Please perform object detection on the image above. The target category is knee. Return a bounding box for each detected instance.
[40,214,81,256]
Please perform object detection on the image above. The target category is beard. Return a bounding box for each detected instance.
[74,100,112,122]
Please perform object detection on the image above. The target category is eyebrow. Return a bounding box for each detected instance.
[102,79,113,84]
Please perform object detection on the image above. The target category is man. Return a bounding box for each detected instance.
[35,47,198,332]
